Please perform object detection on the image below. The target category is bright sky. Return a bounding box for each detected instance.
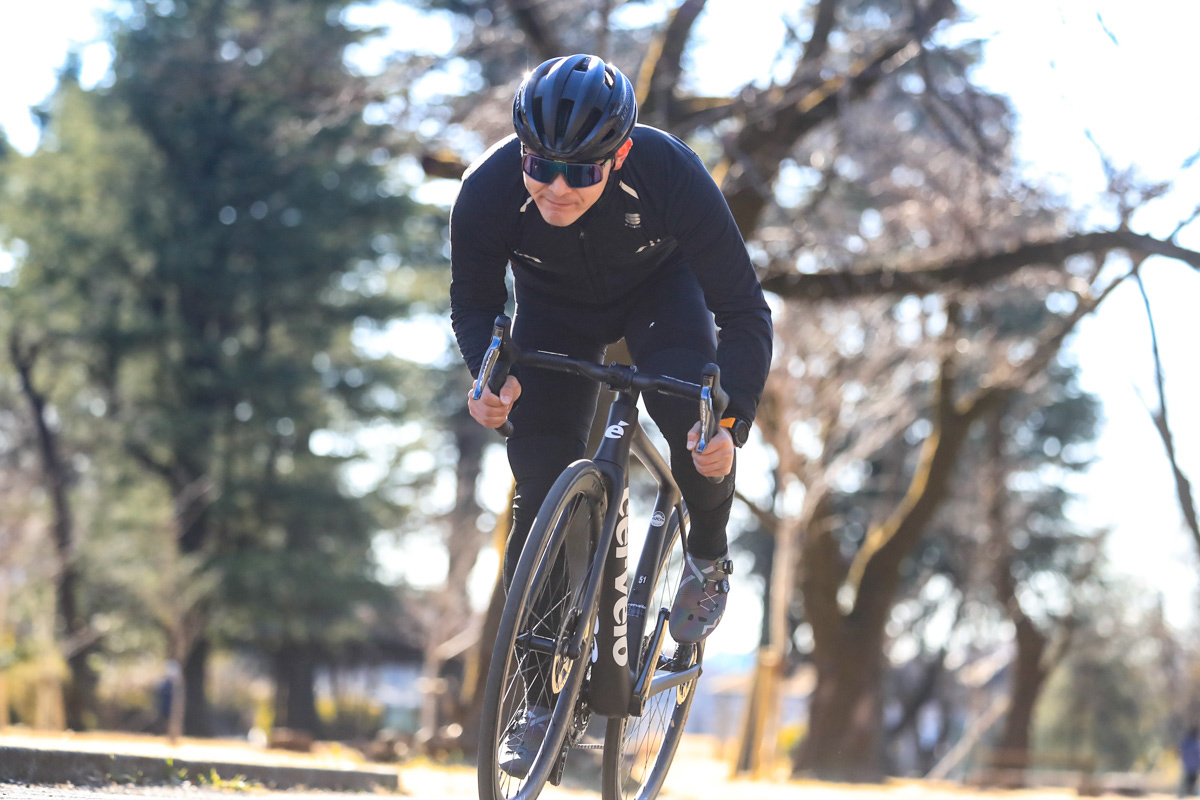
[2,1,1198,648]
[952,0,1200,631]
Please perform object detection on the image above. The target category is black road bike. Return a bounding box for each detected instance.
[473,315,730,800]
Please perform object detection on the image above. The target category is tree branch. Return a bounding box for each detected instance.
[717,0,957,234]
[760,230,1200,301]
[802,0,839,64]
[842,264,1126,617]
[735,487,779,532]
[505,0,563,62]
[1134,273,1200,552]
[635,0,708,124]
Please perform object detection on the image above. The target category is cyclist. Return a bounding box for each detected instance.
[450,54,772,775]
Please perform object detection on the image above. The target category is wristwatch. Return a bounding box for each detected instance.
[719,416,752,448]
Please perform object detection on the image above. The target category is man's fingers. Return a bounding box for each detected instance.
[466,375,522,430]
[690,427,734,476]
[499,374,522,406]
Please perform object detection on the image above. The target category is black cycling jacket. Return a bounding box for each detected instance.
[449,124,773,423]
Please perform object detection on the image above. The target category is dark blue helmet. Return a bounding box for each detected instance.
[513,54,638,162]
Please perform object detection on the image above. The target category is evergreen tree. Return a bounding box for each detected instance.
[1,0,433,734]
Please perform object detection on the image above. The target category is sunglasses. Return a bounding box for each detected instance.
[521,152,611,189]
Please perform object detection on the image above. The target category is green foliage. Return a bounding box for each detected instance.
[0,0,454,721]
[1033,587,1177,771]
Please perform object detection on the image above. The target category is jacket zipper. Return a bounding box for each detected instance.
[579,228,605,297]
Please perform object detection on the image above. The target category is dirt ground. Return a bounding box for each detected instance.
[400,736,1178,800]
[0,728,1178,800]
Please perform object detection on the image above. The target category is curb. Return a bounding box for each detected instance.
[0,746,400,791]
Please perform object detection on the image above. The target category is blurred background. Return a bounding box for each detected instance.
[1,0,1198,793]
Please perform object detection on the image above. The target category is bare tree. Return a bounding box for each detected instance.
[399,0,1200,780]
[6,328,101,731]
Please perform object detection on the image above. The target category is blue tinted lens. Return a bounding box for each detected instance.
[521,154,606,188]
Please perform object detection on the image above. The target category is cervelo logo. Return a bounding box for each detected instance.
[610,488,631,667]
[605,420,629,439]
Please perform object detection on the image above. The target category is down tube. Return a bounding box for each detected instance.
[626,428,685,670]
[589,409,637,717]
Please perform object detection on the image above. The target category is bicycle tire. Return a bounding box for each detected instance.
[478,460,607,800]
[600,509,702,800]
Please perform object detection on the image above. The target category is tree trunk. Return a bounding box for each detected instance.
[458,569,506,758]
[989,619,1046,778]
[983,404,1049,782]
[791,484,895,782]
[733,649,782,776]
[183,637,212,736]
[732,538,775,777]
[64,649,98,731]
[273,642,320,736]
[794,334,1016,781]
[420,410,489,742]
[456,482,514,757]
[795,618,889,781]
[171,471,217,738]
[732,427,799,777]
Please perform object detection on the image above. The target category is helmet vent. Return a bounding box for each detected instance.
[582,108,603,142]
[556,99,576,140]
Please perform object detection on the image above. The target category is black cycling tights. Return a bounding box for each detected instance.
[502,264,735,591]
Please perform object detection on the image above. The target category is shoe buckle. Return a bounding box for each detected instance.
[716,558,733,576]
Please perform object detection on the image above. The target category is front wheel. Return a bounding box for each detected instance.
[478,460,607,800]
[600,512,701,800]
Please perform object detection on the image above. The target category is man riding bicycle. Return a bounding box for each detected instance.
[450,54,772,776]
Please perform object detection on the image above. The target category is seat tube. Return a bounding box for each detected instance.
[590,392,638,716]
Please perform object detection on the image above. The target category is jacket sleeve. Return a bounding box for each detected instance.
[449,172,511,378]
[660,140,773,423]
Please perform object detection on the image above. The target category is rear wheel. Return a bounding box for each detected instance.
[600,511,701,800]
[478,461,606,800]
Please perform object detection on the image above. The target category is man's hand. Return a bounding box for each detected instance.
[686,422,734,478]
[468,374,522,429]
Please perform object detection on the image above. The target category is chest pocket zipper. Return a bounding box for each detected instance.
[579,229,604,296]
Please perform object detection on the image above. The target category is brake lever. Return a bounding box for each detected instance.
[473,315,515,437]
[472,334,503,401]
[696,364,728,484]
[698,385,715,453]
